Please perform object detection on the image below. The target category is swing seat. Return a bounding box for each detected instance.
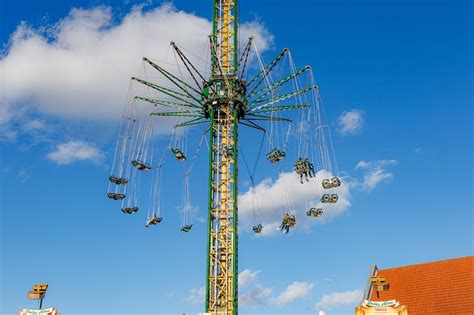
[121,207,139,214]
[181,224,193,232]
[171,148,187,161]
[322,177,341,189]
[331,177,341,187]
[131,160,151,171]
[294,164,306,174]
[253,224,263,233]
[306,208,323,217]
[321,194,338,203]
[266,149,286,163]
[145,215,162,227]
[322,179,331,189]
[109,176,128,185]
[107,192,126,200]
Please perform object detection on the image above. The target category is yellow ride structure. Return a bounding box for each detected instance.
[206,1,239,313]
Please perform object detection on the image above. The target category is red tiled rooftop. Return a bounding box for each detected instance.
[370,256,474,314]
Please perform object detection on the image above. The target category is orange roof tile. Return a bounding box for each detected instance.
[369,256,474,314]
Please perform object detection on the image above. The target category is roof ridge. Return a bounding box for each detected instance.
[379,255,473,271]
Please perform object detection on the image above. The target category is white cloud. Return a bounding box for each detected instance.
[0,4,272,126]
[0,103,15,126]
[315,289,363,311]
[273,281,314,307]
[199,269,315,308]
[239,284,273,307]
[239,170,350,235]
[22,119,47,132]
[188,275,274,308]
[46,140,103,165]
[239,269,260,288]
[337,109,364,135]
[238,269,272,307]
[16,168,30,183]
[355,159,397,191]
[186,286,205,305]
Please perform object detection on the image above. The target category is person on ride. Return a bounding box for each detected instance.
[303,158,311,181]
[308,161,315,177]
[279,213,290,233]
[295,158,305,184]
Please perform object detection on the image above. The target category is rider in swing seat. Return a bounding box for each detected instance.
[181,224,193,232]
[132,160,151,171]
[108,192,126,200]
[122,207,139,214]
[171,148,187,161]
[253,224,263,233]
[109,176,128,185]
[145,214,162,227]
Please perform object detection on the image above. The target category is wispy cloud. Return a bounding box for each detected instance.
[239,269,261,288]
[185,286,205,305]
[240,270,314,308]
[46,140,103,165]
[337,109,364,135]
[16,168,30,183]
[273,281,314,307]
[354,160,397,191]
[315,289,363,311]
[187,270,317,309]
[240,284,273,307]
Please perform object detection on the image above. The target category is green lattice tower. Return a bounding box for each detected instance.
[130,1,315,313]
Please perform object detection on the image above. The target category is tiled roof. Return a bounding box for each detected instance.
[369,256,474,314]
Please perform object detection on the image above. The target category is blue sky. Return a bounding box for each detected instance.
[0,0,472,314]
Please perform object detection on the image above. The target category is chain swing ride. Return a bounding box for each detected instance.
[107,1,341,314]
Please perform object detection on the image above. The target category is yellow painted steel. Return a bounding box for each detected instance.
[214,0,236,74]
[207,1,238,314]
[208,104,237,314]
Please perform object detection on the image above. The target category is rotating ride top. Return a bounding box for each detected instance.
[106,0,341,314]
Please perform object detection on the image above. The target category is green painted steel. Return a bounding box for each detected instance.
[251,104,310,115]
[232,108,239,315]
[143,57,204,99]
[246,48,289,89]
[249,66,312,100]
[233,4,239,314]
[135,96,198,110]
[150,112,203,117]
[132,77,199,107]
[249,85,318,108]
[205,107,214,312]
[211,0,218,72]
[174,119,208,128]
[233,1,238,73]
